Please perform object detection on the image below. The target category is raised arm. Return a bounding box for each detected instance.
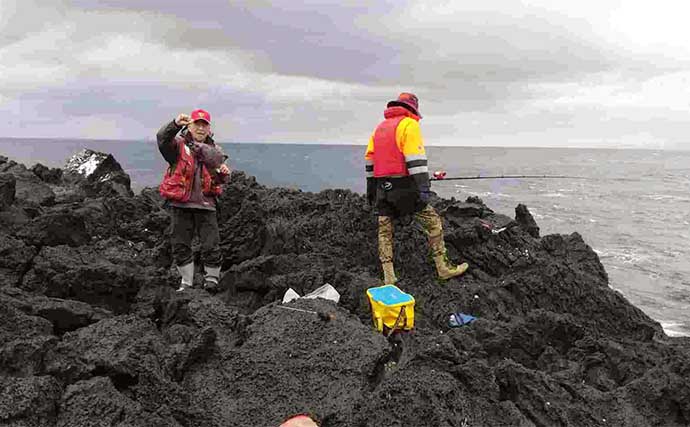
[156,116,185,165]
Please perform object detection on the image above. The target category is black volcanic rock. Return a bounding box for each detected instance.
[0,291,57,377]
[31,163,63,184]
[0,152,688,427]
[0,376,62,426]
[516,203,540,238]
[0,173,15,211]
[0,159,55,207]
[0,235,38,287]
[63,149,133,198]
[16,210,90,247]
[56,376,182,427]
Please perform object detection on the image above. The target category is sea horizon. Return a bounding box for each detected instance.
[2,136,689,152]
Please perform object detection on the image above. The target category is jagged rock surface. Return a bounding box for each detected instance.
[0,173,16,212]
[0,151,688,427]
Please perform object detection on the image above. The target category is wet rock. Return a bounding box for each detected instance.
[516,203,540,238]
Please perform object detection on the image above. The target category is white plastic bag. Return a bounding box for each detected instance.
[282,288,301,303]
[281,283,340,304]
[302,283,340,303]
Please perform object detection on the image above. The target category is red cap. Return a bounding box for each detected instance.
[190,109,211,124]
[387,92,421,117]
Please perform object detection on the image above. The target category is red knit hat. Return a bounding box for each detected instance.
[387,92,421,117]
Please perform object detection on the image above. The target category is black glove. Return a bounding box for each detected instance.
[366,177,376,206]
[412,173,431,204]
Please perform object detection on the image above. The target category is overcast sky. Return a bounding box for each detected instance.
[2,0,690,148]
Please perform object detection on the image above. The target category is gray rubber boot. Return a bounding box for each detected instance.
[176,262,194,292]
[204,265,221,293]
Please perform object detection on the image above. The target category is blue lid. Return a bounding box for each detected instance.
[367,285,414,305]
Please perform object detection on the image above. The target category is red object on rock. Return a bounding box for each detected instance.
[280,415,318,427]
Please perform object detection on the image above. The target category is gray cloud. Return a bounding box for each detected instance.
[68,0,620,85]
[2,0,690,148]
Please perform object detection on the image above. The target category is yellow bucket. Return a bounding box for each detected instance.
[366,285,415,333]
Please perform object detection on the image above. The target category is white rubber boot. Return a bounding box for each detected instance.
[176,262,194,292]
[203,265,221,293]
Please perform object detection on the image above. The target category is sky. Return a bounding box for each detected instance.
[2,0,690,148]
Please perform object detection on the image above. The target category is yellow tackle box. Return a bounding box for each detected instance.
[366,285,415,333]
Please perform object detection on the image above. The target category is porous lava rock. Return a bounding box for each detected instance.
[0,151,688,427]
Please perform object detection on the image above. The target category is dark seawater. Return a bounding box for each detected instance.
[2,138,689,336]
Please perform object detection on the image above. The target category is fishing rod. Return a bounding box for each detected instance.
[429,171,586,181]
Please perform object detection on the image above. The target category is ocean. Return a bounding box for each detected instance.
[2,138,689,337]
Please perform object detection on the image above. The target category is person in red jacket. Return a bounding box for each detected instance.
[365,93,468,285]
[157,109,230,292]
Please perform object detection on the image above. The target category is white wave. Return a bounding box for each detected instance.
[641,194,690,202]
[468,191,512,199]
[598,246,648,264]
[661,322,690,337]
[542,192,566,198]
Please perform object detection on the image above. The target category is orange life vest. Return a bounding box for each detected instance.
[159,139,222,202]
[372,106,419,177]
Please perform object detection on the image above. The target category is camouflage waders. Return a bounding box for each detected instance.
[377,204,468,284]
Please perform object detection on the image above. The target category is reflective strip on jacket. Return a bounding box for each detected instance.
[364,106,429,178]
[159,140,223,202]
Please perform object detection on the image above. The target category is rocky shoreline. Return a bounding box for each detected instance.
[1,149,688,426]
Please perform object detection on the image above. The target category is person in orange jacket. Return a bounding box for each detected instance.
[365,93,468,285]
[157,109,231,292]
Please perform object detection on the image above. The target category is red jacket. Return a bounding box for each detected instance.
[373,115,407,177]
[159,141,222,202]
[371,107,421,177]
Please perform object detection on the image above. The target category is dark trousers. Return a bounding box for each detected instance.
[170,207,222,267]
[375,176,426,218]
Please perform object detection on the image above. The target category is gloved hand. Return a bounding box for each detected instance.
[366,177,376,207]
[412,172,432,205]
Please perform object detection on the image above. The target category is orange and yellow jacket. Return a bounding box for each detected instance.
[364,106,429,187]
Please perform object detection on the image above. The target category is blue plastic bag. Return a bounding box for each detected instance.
[448,312,476,327]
